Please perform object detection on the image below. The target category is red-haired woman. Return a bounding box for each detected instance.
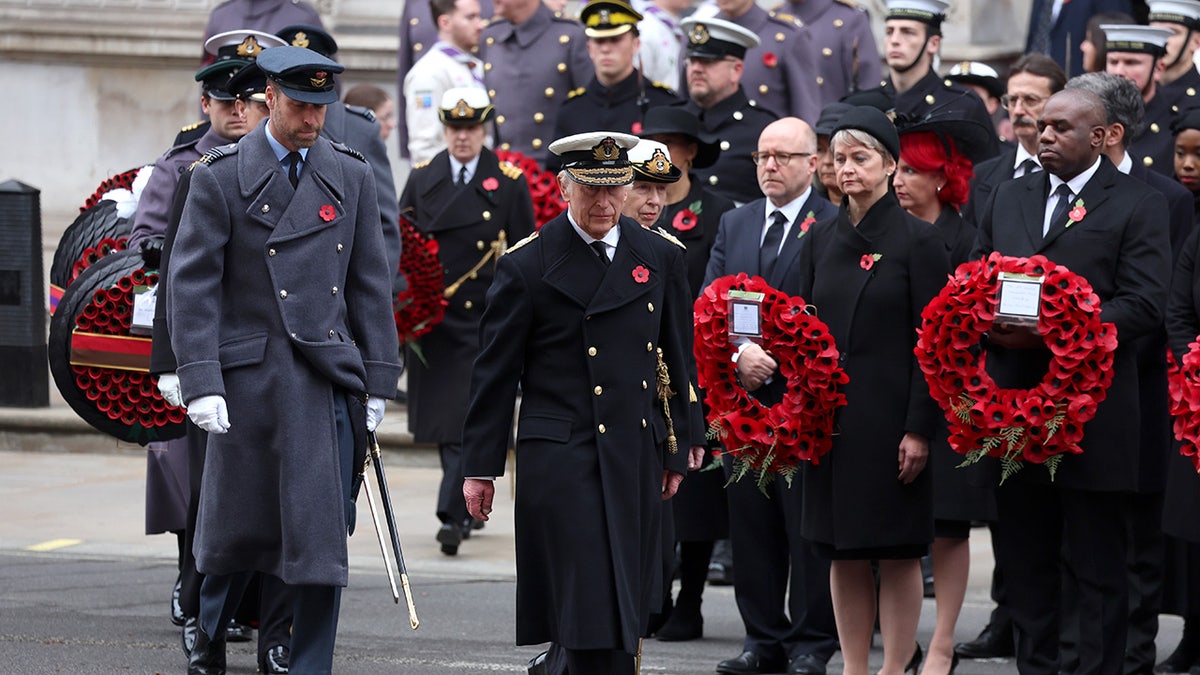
[893,119,996,675]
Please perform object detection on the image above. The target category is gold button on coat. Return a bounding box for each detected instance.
[336,243,343,252]
[497,115,506,125]
[759,84,768,94]
[279,290,288,298]
[534,112,545,123]
[925,94,935,105]
[560,34,570,44]
[545,87,555,97]
[331,286,338,295]
[464,300,474,309]
[489,89,496,97]
[557,63,567,72]
[1144,156,1154,167]
[329,330,335,338]
[486,36,495,45]
[642,380,647,389]
[641,419,647,428]
[532,139,543,149]
[268,248,276,256]
[647,302,654,312]
[733,111,744,121]
[822,48,832,56]
[720,141,731,151]
[261,204,270,213]
[410,17,419,25]
[646,342,653,351]
[477,240,486,250]
[834,18,844,27]
[588,347,597,356]
[414,43,423,52]
[484,62,491,71]
[483,210,493,220]
[594,386,603,395]
[598,424,606,434]
[1151,123,1160,133]
[775,32,785,42]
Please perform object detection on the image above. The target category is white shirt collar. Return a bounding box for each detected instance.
[1047,155,1103,198]
[1116,152,1133,174]
[567,210,621,258]
[1013,143,1041,173]
[448,154,481,184]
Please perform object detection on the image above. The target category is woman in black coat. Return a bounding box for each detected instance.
[892,121,996,675]
[640,107,737,641]
[796,106,949,675]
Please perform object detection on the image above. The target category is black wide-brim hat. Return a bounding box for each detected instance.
[639,106,722,169]
[895,108,998,165]
[832,106,900,161]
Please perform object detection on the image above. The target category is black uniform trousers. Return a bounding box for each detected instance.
[993,483,1128,675]
[199,388,358,673]
[437,442,469,526]
[723,455,838,663]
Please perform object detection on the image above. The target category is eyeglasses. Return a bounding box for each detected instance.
[750,151,812,166]
[1000,93,1047,110]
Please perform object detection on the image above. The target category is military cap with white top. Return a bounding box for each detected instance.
[204,30,287,61]
[946,61,1005,99]
[549,131,640,186]
[629,139,682,183]
[439,87,495,126]
[885,0,950,27]
[1149,0,1200,29]
[1101,24,1174,55]
[680,17,760,61]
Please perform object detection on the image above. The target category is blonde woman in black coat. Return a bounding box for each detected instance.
[796,106,949,675]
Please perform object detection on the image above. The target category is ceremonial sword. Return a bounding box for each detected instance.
[364,430,419,629]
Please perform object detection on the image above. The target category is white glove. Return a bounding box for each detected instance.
[188,395,230,434]
[366,396,386,432]
[157,373,182,408]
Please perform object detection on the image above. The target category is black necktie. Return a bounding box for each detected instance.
[760,210,787,278]
[1047,183,1073,234]
[1018,158,1040,178]
[286,151,301,189]
[591,240,610,266]
[456,165,468,186]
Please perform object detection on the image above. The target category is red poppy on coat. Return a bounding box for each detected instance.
[319,204,336,222]
[482,176,499,191]
[673,209,699,232]
[860,254,875,270]
[763,52,777,68]
[632,265,650,283]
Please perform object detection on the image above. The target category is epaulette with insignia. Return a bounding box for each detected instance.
[332,142,367,163]
[568,87,587,99]
[344,104,377,123]
[652,227,687,250]
[504,230,539,254]
[835,0,865,9]
[772,11,802,26]
[651,81,675,94]
[412,159,432,170]
[193,143,238,170]
[180,120,204,133]
[499,161,523,180]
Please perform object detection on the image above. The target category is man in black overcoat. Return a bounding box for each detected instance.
[972,88,1171,675]
[400,87,536,556]
[460,131,701,675]
[701,117,838,675]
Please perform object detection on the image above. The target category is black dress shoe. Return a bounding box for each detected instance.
[182,616,199,656]
[225,619,253,642]
[259,644,289,674]
[188,627,226,675]
[171,576,186,626]
[1161,633,1200,673]
[437,522,462,556]
[527,649,549,675]
[716,651,786,674]
[707,561,735,586]
[788,654,827,675]
[954,622,1014,659]
[655,605,703,641]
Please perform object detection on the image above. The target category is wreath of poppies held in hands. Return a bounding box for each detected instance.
[394,216,447,352]
[494,149,567,228]
[915,252,1118,484]
[693,273,849,491]
[1168,346,1200,472]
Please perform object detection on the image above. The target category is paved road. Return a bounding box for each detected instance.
[0,449,1184,673]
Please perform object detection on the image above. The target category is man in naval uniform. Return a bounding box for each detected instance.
[713,0,821,124]
[399,87,535,557]
[1104,23,1187,175]
[776,0,881,107]
[546,0,680,171]
[678,17,779,205]
[871,0,998,159]
[276,24,403,294]
[396,0,495,160]
[403,0,488,164]
[480,0,594,166]
[460,131,701,675]
[168,46,402,675]
[1151,0,1200,108]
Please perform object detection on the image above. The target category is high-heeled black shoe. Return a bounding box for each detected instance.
[949,652,960,674]
[906,642,924,674]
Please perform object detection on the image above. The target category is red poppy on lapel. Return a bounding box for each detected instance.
[860,253,882,270]
[1067,199,1086,226]
[673,208,699,232]
[482,176,499,192]
[319,204,336,222]
[763,52,777,68]
[798,211,816,236]
[632,265,650,283]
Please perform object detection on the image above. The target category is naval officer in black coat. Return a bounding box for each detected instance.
[399,87,536,556]
[461,131,702,675]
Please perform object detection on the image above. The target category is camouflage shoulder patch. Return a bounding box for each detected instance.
[504,230,539,254]
[568,86,587,99]
[499,161,523,180]
[332,142,367,163]
[344,104,377,123]
[652,227,687,250]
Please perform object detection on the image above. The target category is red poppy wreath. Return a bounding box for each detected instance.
[394,215,448,355]
[915,252,1117,483]
[1169,346,1200,472]
[694,273,849,489]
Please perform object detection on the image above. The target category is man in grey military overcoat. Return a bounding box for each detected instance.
[167,46,401,675]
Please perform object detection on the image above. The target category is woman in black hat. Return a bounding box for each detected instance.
[637,106,735,642]
[795,105,949,675]
[892,118,994,675]
[641,106,736,299]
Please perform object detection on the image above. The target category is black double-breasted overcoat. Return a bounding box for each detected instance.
[461,213,693,654]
